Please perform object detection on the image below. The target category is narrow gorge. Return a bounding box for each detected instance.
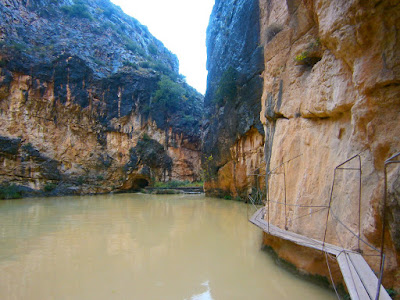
[1,0,400,297]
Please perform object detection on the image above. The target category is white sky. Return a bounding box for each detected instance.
[111,0,215,95]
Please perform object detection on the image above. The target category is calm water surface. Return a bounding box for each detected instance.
[0,193,336,299]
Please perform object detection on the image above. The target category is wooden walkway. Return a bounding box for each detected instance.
[250,208,391,300]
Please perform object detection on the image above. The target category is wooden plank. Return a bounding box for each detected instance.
[250,208,342,256]
[249,208,392,300]
[347,253,391,300]
[337,252,370,300]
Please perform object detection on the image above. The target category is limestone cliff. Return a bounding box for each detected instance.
[0,0,203,197]
[203,0,266,200]
[205,0,400,292]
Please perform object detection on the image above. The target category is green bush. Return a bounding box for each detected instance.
[44,182,57,192]
[151,61,174,77]
[125,41,145,56]
[213,66,238,106]
[148,43,158,55]
[9,41,27,52]
[102,5,118,18]
[122,60,138,69]
[61,1,93,20]
[154,180,188,188]
[294,38,322,67]
[0,184,22,199]
[139,61,151,68]
[142,133,151,141]
[77,176,87,185]
[154,75,185,114]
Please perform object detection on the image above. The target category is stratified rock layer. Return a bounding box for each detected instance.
[0,0,203,196]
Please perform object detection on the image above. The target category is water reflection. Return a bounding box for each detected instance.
[189,281,213,300]
[0,194,336,299]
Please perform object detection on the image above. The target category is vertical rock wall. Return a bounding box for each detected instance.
[203,0,266,200]
[259,0,400,290]
[205,0,400,290]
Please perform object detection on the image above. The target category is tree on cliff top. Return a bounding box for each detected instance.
[152,75,186,131]
[150,75,203,142]
[154,75,185,115]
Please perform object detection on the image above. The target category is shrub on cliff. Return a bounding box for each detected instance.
[151,75,185,128]
[148,43,158,55]
[0,183,22,200]
[154,75,184,112]
[61,1,93,20]
[44,182,57,192]
[294,38,322,67]
[125,40,146,56]
[213,66,238,106]
[151,62,175,78]
[150,75,203,138]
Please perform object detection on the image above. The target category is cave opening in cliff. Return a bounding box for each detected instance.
[131,178,149,190]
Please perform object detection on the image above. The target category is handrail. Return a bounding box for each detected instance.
[263,151,399,300]
[322,154,362,252]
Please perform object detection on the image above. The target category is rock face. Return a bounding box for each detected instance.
[0,0,203,196]
[206,0,400,291]
[203,0,266,200]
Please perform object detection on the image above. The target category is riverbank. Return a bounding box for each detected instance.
[144,186,204,194]
[0,181,205,200]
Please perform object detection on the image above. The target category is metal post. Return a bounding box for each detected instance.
[267,172,270,233]
[375,162,387,300]
[376,152,400,300]
[323,168,337,248]
[358,155,362,252]
[284,164,288,230]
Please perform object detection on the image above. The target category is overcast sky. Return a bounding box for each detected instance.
[111,0,215,95]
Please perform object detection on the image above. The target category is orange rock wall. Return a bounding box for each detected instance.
[204,128,265,199]
[259,0,400,290]
[0,70,201,192]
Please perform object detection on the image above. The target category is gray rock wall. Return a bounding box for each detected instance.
[203,0,265,198]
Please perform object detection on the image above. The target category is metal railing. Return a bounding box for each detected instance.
[262,151,400,300]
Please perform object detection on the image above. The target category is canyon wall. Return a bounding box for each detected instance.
[203,0,266,200]
[0,0,203,197]
[205,0,400,291]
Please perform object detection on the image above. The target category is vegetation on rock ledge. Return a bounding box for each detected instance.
[0,183,22,200]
